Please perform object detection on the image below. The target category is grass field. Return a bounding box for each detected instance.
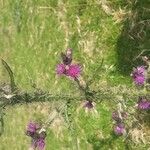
[0,0,150,149]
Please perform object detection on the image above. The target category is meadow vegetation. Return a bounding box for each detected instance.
[0,0,150,149]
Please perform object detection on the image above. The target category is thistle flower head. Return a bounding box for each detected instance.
[84,101,94,109]
[76,100,98,116]
[56,64,66,75]
[137,98,150,110]
[35,137,45,150]
[56,48,81,78]
[26,122,40,136]
[61,48,72,65]
[56,64,81,78]
[31,137,45,150]
[131,66,146,85]
[114,124,125,136]
[26,122,46,150]
[66,64,81,78]
[134,76,145,85]
[135,66,145,74]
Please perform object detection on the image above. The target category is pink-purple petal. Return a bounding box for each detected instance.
[27,122,39,134]
[66,64,81,78]
[36,138,45,150]
[114,124,125,135]
[138,99,150,110]
[56,64,66,75]
[131,66,146,85]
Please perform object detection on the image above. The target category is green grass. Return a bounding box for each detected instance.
[0,0,150,149]
[0,0,131,90]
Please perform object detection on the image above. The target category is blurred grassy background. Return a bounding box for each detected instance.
[0,0,134,91]
[0,0,150,149]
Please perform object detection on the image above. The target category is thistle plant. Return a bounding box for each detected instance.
[55,48,101,149]
[123,56,150,144]
[112,56,150,138]
[131,56,150,111]
[56,48,98,111]
[26,106,65,150]
[1,50,150,148]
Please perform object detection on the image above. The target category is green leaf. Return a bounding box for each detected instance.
[1,59,17,93]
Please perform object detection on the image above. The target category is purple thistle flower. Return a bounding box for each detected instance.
[61,48,72,65]
[114,124,125,136]
[131,66,146,85]
[36,138,45,150]
[56,48,81,78]
[66,64,81,78]
[84,101,94,109]
[135,66,145,74]
[56,64,66,75]
[56,64,81,78]
[134,76,145,85]
[137,98,150,110]
[26,122,40,136]
[26,122,46,150]
[31,136,46,150]
[78,100,98,115]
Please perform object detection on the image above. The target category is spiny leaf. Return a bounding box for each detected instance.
[1,59,17,93]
